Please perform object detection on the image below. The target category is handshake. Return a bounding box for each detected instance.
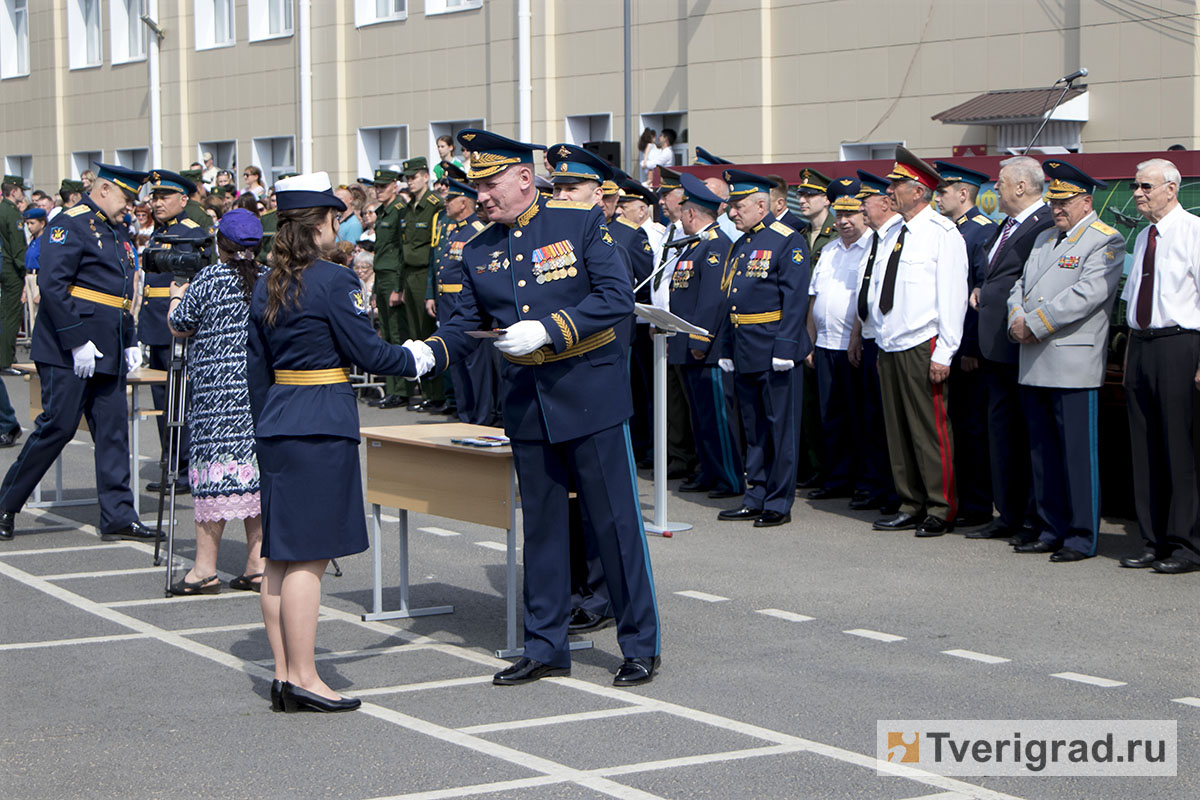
[402,321,552,376]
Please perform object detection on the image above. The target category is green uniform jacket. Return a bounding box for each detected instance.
[185,199,218,265]
[0,197,26,275]
[401,190,444,269]
[374,199,405,273]
[806,209,838,264]
[257,209,278,260]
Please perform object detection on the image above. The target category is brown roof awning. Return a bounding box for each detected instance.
[932,87,1087,125]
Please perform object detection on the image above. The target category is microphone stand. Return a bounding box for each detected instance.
[1023,75,1085,155]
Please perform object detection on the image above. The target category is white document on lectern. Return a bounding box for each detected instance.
[634,303,709,336]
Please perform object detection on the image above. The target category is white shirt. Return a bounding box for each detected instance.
[1121,202,1200,330]
[859,213,903,340]
[867,204,969,365]
[644,145,675,171]
[810,230,871,350]
[650,220,681,311]
[986,201,1045,264]
[717,212,740,243]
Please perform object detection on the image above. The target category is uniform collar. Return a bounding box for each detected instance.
[954,205,981,225]
[508,195,542,229]
[79,194,108,224]
[750,212,773,234]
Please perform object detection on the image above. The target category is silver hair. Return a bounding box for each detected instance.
[1136,158,1181,186]
[352,250,374,269]
[999,155,1045,191]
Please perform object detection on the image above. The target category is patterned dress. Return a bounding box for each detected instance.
[168,262,264,522]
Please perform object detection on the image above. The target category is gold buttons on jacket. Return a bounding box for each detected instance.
[516,254,524,261]
[514,230,522,238]
[522,304,530,313]
[518,280,526,287]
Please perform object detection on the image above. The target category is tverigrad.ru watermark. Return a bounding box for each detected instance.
[877,720,1177,776]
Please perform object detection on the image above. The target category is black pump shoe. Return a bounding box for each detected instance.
[281,682,361,713]
[270,679,285,712]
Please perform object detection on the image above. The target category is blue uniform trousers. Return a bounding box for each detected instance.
[147,344,189,473]
[0,364,136,533]
[681,365,743,494]
[983,359,1035,529]
[1022,386,1100,555]
[452,342,502,427]
[735,368,797,514]
[0,376,16,433]
[949,361,992,518]
[857,339,898,503]
[568,492,612,617]
[814,347,858,492]
[511,422,660,668]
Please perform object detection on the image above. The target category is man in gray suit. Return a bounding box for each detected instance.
[1007,160,1125,562]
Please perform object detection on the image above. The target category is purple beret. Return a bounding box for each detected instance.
[217,208,263,247]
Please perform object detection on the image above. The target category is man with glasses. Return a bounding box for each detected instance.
[1119,158,1200,573]
[1008,160,1124,563]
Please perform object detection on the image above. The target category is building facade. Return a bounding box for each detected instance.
[1,0,1197,192]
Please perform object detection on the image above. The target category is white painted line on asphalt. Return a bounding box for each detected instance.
[844,628,906,643]
[1172,697,1200,708]
[895,793,971,800]
[674,590,729,603]
[174,620,277,636]
[250,642,437,666]
[105,591,256,608]
[40,566,162,581]
[942,649,1010,665]
[351,676,494,698]
[0,542,135,557]
[381,513,401,523]
[598,743,807,777]
[419,526,461,537]
[756,608,815,622]
[459,705,655,735]
[367,776,563,800]
[1051,672,1126,688]
[475,541,507,552]
[0,632,149,651]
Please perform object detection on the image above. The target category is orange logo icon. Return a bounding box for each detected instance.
[887,732,919,763]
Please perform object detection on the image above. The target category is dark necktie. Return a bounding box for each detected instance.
[857,231,880,321]
[655,223,676,290]
[1136,225,1158,329]
[989,217,1016,270]
[1056,231,1067,245]
[878,225,907,315]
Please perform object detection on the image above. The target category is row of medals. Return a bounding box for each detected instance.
[533,251,578,284]
[746,256,771,278]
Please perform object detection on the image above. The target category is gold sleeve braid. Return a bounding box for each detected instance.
[550,312,574,348]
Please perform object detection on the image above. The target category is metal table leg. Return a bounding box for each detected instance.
[362,506,453,622]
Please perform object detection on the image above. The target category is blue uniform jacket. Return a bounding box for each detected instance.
[246,259,418,441]
[954,204,996,360]
[426,196,634,444]
[31,196,137,375]
[430,213,486,320]
[721,214,812,371]
[667,222,733,366]
[139,213,209,347]
[608,215,654,303]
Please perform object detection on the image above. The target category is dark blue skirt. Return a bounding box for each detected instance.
[257,435,369,561]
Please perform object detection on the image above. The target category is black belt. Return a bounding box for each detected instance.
[1129,325,1199,340]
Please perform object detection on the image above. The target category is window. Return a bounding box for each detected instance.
[839,141,904,161]
[428,118,483,171]
[425,0,480,15]
[111,0,147,64]
[72,150,103,180]
[248,0,293,41]
[116,147,149,172]
[252,136,295,185]
[638,111,687,167]
[564,114,612,147]
[197,140,237,172]
[196,0,235,50]
[4,155,31,187]
[355,0,406,27]
[68,0,103,69]
[357,126,409,179]
[0,0,30,79]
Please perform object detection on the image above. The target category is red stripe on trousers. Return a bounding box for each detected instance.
[930,339,957,520]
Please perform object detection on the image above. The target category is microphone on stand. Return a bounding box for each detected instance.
[634,232,703,295]
[1056,67,1088,84]
[1023,67,1088,154]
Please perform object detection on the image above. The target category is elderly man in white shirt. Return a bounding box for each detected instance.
[805,178,873,501]
[1120,158,1200,573]
[867,147,969,537]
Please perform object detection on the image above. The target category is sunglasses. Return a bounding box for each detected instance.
[1129,182,1163,193]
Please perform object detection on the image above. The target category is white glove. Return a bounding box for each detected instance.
[124,346,143,373]
[71,341,103,379]
[494,320,551,356]
[772,358,795,372]
[401,339,435,376]
[718,358,734,373]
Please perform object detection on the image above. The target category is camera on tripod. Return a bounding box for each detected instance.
[142,232,212,282]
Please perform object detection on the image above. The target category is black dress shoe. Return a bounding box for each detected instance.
[955,511,993,529]
[0,424,21,448]
[1014,540,1059,554]
[1151,558,1200,574]
[567,607,615,635]
[270,679,285,712]
[915,515,953,537]
[796,473,822,489]
[966,519,1013,540]
[807,486,851,500]
[879,500,901,516]
[493,657,570,686]
[1050,548,1089,562]
[613,655,660,687]
[754,510,790,527]
[100,520,161,542]
[281,682,361,712]
[873,512,919,531]
[1120,551,1160,569]
[146,478,190,495]
[848,493,883,511]
[678,477,712,493]
[0,509,14,540]
[376,395,408,409]
[0,367,21,376]
[707,487,741,499]
[718,505,762,521]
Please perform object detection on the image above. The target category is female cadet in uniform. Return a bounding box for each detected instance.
[246,173,429,713]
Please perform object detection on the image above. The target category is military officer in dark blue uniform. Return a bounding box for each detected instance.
[413,129,661,687]
[716,169,811,527]
[142,169,211,493]
[0,164,160,542]
[669,173,743,497]
[934,160,997,528]
[612,177,657,465]
[694,147,732,166]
